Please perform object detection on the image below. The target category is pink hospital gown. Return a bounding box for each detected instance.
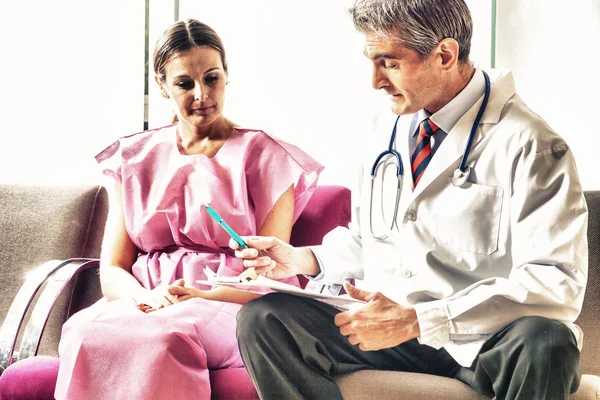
[54,125,323,400]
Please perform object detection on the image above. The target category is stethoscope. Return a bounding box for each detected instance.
[369,70,491,239]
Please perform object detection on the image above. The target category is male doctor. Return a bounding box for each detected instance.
[234,0,588,399]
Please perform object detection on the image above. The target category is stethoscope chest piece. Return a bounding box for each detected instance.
[452,166,471,187]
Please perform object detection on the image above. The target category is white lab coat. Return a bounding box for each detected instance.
[312,70,588,367]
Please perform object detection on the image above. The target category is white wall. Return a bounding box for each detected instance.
[145,0,493,189]
[0,1,494,188]
[5,2,594,190]
[0,0,145,185]
[495,0,600,189]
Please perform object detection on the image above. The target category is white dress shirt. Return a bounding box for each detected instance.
[408,68,487,160]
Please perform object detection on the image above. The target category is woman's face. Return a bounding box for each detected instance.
[160,46,227,127]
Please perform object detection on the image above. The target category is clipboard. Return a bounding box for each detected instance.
[197,267,365,310]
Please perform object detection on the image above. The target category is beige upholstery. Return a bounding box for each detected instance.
[337,370,489,400]
[336,371,599,399]
[0,185,107,356]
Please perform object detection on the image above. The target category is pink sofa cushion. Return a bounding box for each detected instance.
[0,356,58,400]
[291,185,350,247]
[291,185,351,287]
[0,360,261,400]
[209,368,260,400]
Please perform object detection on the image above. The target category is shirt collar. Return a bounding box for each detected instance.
[412,68,486,136]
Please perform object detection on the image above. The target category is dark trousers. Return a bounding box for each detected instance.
[236,293,581,400]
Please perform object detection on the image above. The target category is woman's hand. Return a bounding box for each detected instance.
[133,280,182,313]
[167,280,209,302]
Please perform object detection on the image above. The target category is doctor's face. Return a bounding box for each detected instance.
[364,31,443,115]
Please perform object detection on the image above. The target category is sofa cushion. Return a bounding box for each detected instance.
[0,360,261,400]
[0,356,58,400]
[336,370,488,400]
[0,185,108,357]
[336,370,600,400]
[209,368,260,400]
[579,192,600,376]
[290,185,351,247]
[291,185,351,287]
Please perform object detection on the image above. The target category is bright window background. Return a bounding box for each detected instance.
[0,0,145,185]
[495,0,600,190]
[150,0,493,188]
[1,1,598,190]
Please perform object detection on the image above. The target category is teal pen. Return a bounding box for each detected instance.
[201,202,248,249]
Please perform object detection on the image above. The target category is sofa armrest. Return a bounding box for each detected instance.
[0,258,98,373]
[17,259,99,363]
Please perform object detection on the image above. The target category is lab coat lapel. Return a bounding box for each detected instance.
[409,70,516,200]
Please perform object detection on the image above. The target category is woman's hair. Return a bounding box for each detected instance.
[153,19,228,124]
[349,0,473,64]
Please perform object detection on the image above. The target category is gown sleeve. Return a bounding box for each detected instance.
[94,139,123,182]
[245,132,324,232]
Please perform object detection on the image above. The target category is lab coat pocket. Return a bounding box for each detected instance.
[435,182,503,255]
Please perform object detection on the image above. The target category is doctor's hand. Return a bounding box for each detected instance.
[230,236,295,280]
[230,237,319,280]
[334,282,421,351]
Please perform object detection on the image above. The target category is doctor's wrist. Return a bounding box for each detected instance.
[406,307,421,340]
[292,247,321,277]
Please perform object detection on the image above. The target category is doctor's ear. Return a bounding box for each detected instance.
[435,38,460,72]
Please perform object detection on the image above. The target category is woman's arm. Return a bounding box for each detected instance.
[169,285,263,305]
[99,181,140,300]
[257,184,295,243]
[99,181,175,309]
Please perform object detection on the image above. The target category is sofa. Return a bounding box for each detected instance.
[0,184,598,399]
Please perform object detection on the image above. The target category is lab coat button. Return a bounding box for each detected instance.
[406,210,417,221]
[401,269,413,278]
[431,339,440,347]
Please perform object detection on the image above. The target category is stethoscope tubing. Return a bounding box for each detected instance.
[458,71,491,172]
[369,70,492,239]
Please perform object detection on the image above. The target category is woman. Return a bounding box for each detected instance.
[54,19,323,399]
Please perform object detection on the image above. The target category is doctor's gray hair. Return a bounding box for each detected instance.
[349,0,473,63]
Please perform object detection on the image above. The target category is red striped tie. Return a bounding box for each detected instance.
[411,118,439,187]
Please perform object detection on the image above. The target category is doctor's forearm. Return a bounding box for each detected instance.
[413,265,585,349]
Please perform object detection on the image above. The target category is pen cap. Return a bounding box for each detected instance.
[199,190,213,207]
[202,203,221,221]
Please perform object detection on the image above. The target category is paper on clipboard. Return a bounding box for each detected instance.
[198,267,365,311]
